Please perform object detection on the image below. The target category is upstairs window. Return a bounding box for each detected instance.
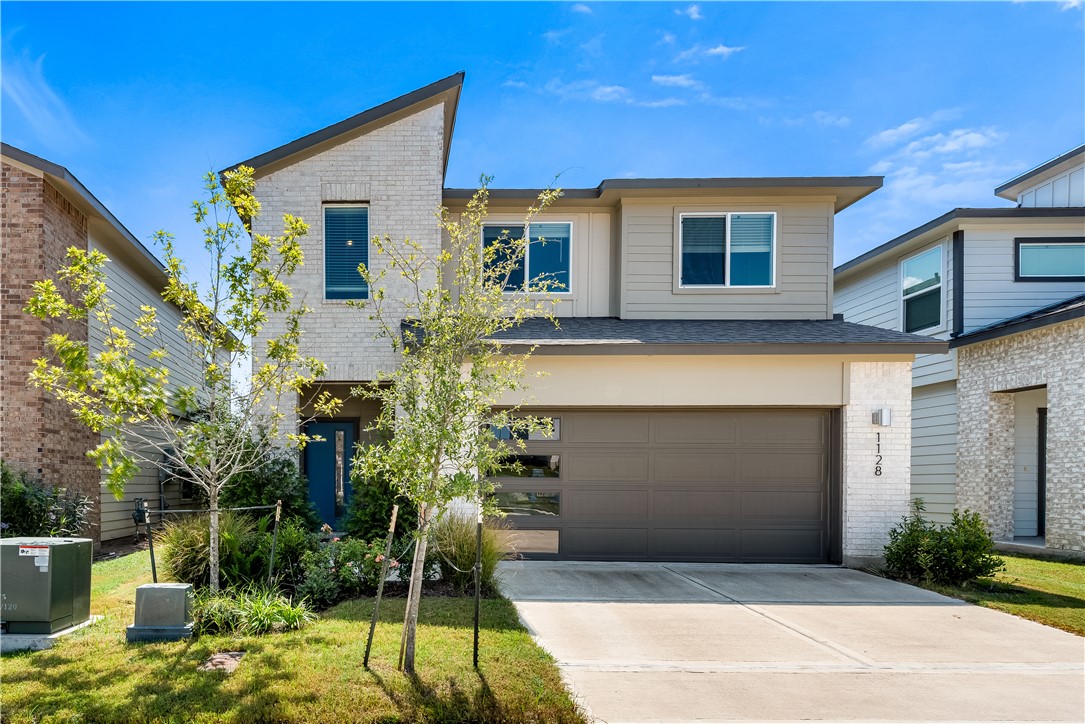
[680,213,775,287]
[484,222,571,293]
[325,205,369,299]
[1015,238,1085,281]
[900,246,943,333]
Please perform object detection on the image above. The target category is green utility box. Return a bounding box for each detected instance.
[1,537,92,634]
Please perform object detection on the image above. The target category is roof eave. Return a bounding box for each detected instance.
[994,144,1085,200]
[950,303,1085,348]
[491,341,948,356]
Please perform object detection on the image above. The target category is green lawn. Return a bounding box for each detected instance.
[927,553,1085,636]
[1,551,585,723]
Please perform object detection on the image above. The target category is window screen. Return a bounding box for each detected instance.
[325,206,369,299]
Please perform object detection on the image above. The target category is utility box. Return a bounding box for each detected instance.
[0,538,92,634]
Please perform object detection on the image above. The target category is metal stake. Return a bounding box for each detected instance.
[473,512,482,669]
[267,500,282,587]
[146,520,158,583]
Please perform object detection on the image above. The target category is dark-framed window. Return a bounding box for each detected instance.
[483,222,572,293]
[679,212,775,287]
[1014,237,1085,282]
[900,245,943,333]
[324,205,369,299]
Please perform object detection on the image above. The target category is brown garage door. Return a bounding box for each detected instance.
[493,408,835,563]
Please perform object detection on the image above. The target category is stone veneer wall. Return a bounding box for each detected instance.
[956,318,1085,551]
[841,360,914,567]
[1,162,101,539]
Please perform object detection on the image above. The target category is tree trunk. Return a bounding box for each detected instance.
[209,488,221,594]
[401,507,430,675]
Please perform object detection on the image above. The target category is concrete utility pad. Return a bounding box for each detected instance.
[499,561,1085,723]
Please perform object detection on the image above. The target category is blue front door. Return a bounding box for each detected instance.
[304,421,356,526]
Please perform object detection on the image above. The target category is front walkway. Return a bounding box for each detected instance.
[499,561,1085,723]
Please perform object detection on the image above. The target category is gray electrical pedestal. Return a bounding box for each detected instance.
[0,537,92,634]
[126,583,194,642]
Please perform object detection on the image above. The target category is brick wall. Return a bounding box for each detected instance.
[1,162,101,539]
[841,360,914,567]
[252,103,446,435]
[956,318,1085,551]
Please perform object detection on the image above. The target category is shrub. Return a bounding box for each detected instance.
[296,546,341,610]
[203,453,321,531]
[431,512,510,595]
[192,586,315,636]
[0,460,93,538]
[157,512,314,591]
[884,499,1004,586]
[343,474,418,541]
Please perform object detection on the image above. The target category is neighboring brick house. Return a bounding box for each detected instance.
[1,143,203,544]
[228,73,944,567]
[835,145,1085,554]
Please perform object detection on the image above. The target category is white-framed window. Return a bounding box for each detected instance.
[324,204,369,300]
[483,222,573,294]
[900,245,944,333]
[679,212,776,287]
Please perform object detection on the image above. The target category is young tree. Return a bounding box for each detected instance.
[24,167,340,592]
[354,179,562,674]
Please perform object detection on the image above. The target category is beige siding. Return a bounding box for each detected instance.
[910,381,957,524]
[1013,387,1047,537]
[620,198,835,320]
[89,237,203,542]
[961,226,1085,333]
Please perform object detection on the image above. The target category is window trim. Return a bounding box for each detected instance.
[323,202,370,302]
[482,219,575,296]
[899,243,946,334]
[1013,237,1085,282]
[677,211,778,289]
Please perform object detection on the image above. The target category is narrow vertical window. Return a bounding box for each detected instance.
[325,205,369,299]
[901,246,943,333]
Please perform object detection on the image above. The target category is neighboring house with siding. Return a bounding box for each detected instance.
[229,73,945,568]
[1,143,205,544]
[834,144,1085,554]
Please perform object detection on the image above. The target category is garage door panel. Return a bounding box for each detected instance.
[740,490,824,522]
[653,527,736,558]
[566,489,649,519]
[568,413,651,444]
[498,408,832,563]
[652,412,738,445]
[739,528,825,562]
[565,451,650,481]
[565,527,649,558]
[654,452,736,482]
[653,490,737,519]
[740,414,827,445]
[739,452,824,481]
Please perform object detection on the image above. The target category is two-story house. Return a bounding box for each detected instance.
[1,143,207,544]
[835,145,1085,555]
[231,73,944,567]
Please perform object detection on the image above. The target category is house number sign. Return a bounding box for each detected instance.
[874,432,883,477]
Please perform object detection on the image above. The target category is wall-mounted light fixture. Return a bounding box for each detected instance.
[872,408,892,426]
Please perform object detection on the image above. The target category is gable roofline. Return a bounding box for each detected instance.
[223,72,465,181]
[994,144,1085,200]
[2,142,167,280]
[834,206,1085,279]
[950,294,1085,348]
[444,176,883,213]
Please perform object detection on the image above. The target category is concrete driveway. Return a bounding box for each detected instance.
[498,561,1085,723]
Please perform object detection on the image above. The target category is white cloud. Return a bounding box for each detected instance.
[580,34,605,56]
[544,78,685,109]
[543,28,571,43]
[812,110,851,127]
[704,44,744,58]
[572,3,593,14]
[502,79,528,89]
[1,47,89,152]
[633,97,686,108]
[677,4,703,20]
[659,31,677,45]
[1059,0,1082,9]
[591,85,629,102]
[865,109,960,148]
[651,73,703,89]
[900,127,1007,160]
[676,43,745,63]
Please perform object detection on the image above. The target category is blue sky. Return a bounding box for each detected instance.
[3,1,1082,270]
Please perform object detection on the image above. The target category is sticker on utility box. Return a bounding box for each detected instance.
[19,546,50,572]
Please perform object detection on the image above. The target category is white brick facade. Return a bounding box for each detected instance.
[253,103,446,423]
[842,360,914,567]
[956,318,1085,552]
